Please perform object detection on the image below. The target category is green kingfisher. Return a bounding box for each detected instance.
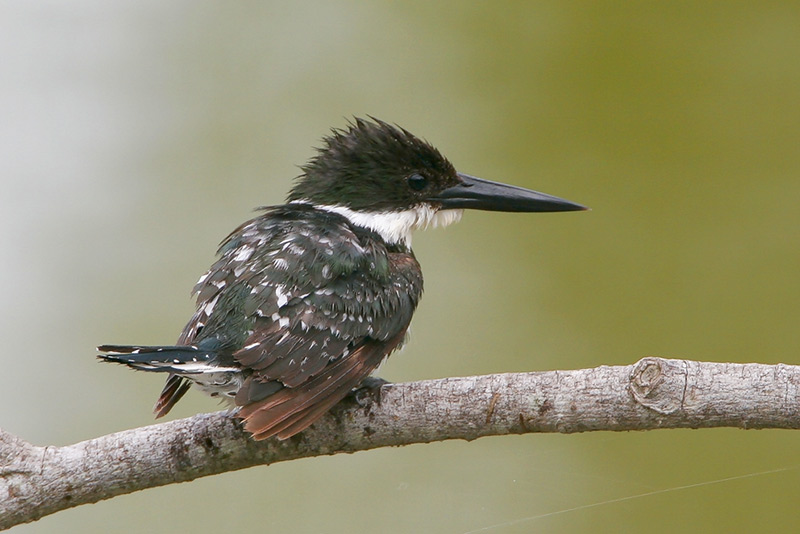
[98,117,586,440]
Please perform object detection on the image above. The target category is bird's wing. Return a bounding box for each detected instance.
[157,206,373,417]
[166,206,423,439]
[235,250,422,440]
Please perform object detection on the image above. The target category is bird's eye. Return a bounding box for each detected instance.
[407,173,428,191]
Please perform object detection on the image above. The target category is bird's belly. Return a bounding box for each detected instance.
[190,370,244,399]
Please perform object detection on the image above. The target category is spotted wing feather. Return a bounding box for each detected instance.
[156,205,423,440]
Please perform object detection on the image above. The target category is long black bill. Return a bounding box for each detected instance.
[432,173,587,212]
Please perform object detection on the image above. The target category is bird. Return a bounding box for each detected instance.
[97,117,586,440]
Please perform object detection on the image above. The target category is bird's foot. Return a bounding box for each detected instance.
[350,376,390,407]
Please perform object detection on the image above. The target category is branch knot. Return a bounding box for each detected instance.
[629,357,687,414]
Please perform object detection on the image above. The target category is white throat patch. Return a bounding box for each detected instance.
[308,202,463,247]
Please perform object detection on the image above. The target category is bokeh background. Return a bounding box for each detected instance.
[3,2,800,532]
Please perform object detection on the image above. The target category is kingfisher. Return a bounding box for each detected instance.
[98,117,586,440]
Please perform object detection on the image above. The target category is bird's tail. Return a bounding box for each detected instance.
[98,345,213,418]
[97,344,239,418]
[96,344,215,373]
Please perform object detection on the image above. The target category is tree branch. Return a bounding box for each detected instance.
[3,357,800,529]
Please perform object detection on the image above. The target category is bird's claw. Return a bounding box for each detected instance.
[350,376,390,407]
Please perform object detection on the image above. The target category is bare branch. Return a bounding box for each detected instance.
[3,357,800,530]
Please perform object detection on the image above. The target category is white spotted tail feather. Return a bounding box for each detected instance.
[97,345,216,372]
[97,345,243,414]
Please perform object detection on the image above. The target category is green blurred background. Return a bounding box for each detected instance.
[2,2,800,532]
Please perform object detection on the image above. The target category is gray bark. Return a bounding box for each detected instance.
[3,357,800,530]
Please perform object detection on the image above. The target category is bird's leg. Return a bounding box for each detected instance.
[350,376,391,407]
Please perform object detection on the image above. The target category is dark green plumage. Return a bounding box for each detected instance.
[289,117,459,210]
[103,200,423,440]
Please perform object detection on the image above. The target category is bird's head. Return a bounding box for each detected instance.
[288,117,586,246]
